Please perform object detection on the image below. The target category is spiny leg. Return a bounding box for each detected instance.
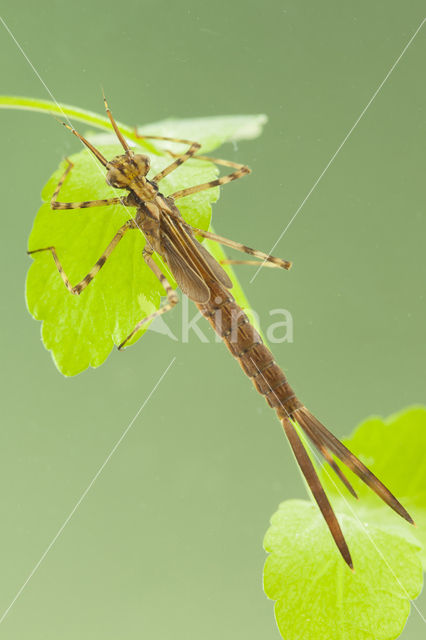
[51,158,122,211]
[118,249,179,350]
[28,219,136,295]
[133,127,201,183]
[189,227,292,270]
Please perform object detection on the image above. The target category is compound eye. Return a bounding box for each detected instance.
[106,168,128,188]
[134,154,150,175]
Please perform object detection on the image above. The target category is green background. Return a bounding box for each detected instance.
[0,1,425,638]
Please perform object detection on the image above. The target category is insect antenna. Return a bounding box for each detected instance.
[102,92,131,154]
[61,122,109,167]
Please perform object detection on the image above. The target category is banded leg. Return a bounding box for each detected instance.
[169,156,251,200]
[118,249,179,350]
[135,129,250,196]
[166,149,249,172]
[133,128,201,183]
[28,219,135,295]
[220,259,281,268]
[190,227,292,270]
[50,159,123,211]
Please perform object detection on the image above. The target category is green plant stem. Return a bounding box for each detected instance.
[0,95,158,153]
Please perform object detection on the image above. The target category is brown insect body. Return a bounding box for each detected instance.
[132,171,414,570]
[28,98,414,570]
[195,279,414,567]
[197,279,300,413]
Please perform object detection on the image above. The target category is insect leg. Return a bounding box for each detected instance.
[166,150,251,173]
[50,158,122,211]
[27,219,136,295]
[118,249,179,350]
[133,128,202,182]
[169,156,251,200]
[190,227,292,270]
[134,129,251,191]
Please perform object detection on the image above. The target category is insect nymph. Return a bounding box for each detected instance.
[28,98,414,568]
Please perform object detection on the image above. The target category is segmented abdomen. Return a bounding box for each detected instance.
[196,280,302,419]
[196,279,413,570]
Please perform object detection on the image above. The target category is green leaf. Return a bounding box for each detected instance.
[264,500,422,640]
[27,145,219,376]
[0,97,267,155]
[133,114,268,153]
[0,95,158,153]
[87,114,268,154]
[0,95,266,156]
[264,407,426,640]
[23,105,267,376]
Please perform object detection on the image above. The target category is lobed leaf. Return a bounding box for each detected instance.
[264,407,426,640]
[264,500,422,640]
[27,145,219,376]
[24,110,267,376]
[133,113,268,153]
